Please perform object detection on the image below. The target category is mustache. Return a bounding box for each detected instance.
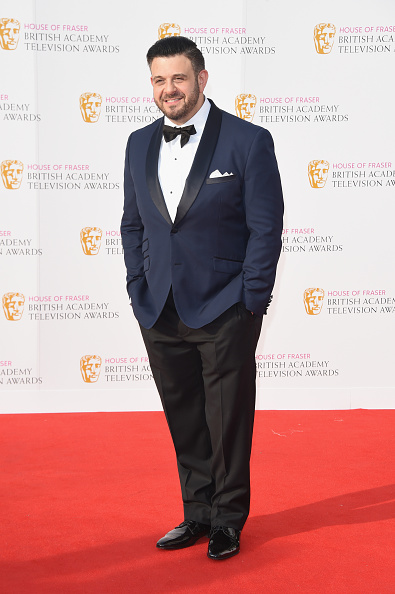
[162,92,185,101]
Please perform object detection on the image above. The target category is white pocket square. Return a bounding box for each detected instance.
[209,169,234,178]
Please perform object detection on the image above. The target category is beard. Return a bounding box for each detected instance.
[155,77,200,122]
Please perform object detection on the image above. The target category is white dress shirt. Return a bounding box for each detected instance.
[158,97,211,222]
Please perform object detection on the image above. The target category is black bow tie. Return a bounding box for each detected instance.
[163,124,196,148]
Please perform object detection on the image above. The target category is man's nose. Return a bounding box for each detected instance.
[164,79,176,95]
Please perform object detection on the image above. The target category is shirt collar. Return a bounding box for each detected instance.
[163,97,211,136]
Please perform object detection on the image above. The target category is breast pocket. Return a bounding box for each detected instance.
[206,175,237,185]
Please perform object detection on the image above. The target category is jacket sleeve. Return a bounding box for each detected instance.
[242,127,284,315]
[120,134,145,299]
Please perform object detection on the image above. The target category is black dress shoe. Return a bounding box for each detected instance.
[156,520,210,550]
[207,526,241,560]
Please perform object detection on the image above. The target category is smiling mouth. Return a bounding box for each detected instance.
[163,96,184,105]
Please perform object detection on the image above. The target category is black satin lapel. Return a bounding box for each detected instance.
[145,119,172,225]
[174,102,223,225]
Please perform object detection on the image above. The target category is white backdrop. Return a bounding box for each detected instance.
[1,0,394,412]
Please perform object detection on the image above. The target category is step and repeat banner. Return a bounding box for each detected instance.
[1,0,394,412]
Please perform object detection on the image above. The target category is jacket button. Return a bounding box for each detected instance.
[171,228,178,234]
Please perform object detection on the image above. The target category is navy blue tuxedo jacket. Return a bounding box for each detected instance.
[121,100,283,329]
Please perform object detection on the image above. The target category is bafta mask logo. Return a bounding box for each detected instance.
[80,92,102,123]
[304,288,325,315]
[158,23,181,39]
[1,160,24,189]
[2,292,25,321]
[0,18,20,50]
[80,355,102,383]
[235,94,257,122]
[80,227,102,255]
[308,160,329,188]
[314,23,336,54]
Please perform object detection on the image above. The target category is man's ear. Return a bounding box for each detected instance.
[198,69,209,93]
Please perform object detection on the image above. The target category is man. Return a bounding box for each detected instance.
[121,36,283,560]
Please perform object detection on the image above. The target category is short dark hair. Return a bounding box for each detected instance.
[146,36,205,74]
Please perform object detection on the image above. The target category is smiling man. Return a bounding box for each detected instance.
[151,52,206,122]
[121,36,283,560]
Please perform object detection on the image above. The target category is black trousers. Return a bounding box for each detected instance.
[139,290,262,530]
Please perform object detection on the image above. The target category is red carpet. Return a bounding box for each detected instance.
[1,410,394,593]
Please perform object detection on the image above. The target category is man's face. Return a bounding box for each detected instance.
[150,55,208,124]
[0,21,20,50]
[315,26,335,54]
[305,290,324,315]
[2,162,23,189]
[83,230,101,255]
[81,357,101,382]
[236,96,256,121]
[3,294,25,320]
[83,97,101,122]
[309,161,329,188]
